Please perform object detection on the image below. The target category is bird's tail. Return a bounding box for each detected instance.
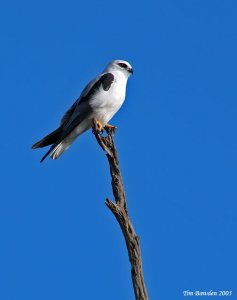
[32,125,68,163]
[32,126,63,149]
[32,118,88,162]
[38,140,72,163]
[50,141,70,160]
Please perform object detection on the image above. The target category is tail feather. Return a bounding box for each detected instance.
[40,141,71,163]
[32,126,63,149]
[33,119,86,162]
[50,142,69,160]
[40,145,54,163]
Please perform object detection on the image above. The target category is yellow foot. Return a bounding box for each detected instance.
[104,123,117,130]
[95,119,103,132]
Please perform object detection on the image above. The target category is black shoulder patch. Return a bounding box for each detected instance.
[79,73,114,104]
[100,73,114,91]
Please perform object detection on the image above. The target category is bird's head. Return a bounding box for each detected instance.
[104,60,133,77]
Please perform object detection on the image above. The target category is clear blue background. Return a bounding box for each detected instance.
[0,0,236,299]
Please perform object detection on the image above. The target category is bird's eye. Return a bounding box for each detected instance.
[118,63,127,69]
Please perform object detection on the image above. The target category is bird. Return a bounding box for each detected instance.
[32,59,133,162]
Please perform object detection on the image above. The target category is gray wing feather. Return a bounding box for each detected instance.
[60,76,102,127]
[60,101,77,127]
[38,73,114,162]
[59,72,114,138]
[59,102,92,140]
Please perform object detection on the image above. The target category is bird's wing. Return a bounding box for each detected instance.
[60,100,78,128]
[39,73,114,163]
[59,77,99,128]
[36,72,115,162]
[59,72,114,135]
[32,81,96,150]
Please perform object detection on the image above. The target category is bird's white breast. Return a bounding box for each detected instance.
[90,71,127,125]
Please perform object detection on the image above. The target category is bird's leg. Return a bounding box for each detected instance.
[95,119,104,132]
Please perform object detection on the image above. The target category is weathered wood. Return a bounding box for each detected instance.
[92,119,149,300]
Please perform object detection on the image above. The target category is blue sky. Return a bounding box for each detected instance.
[0,0,237,299]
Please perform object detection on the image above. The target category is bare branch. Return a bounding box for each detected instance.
[92,119,149,300]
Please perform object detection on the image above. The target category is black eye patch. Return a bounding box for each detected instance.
[118,63,128,69]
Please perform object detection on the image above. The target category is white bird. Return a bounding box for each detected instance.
[32,60,133,162]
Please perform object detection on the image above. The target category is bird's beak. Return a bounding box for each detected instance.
[128,67,133,75]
